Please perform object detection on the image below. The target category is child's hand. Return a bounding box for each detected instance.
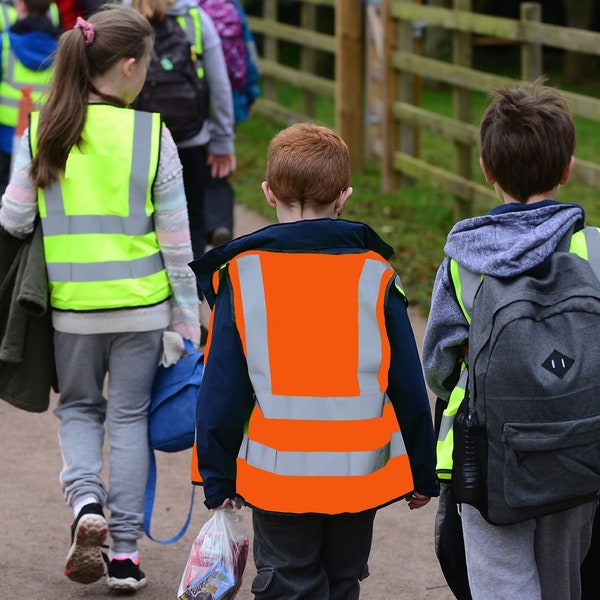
[405,491,431,510]
[217,496,244,510]
[207,154,236,179]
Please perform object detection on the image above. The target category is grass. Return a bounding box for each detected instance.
[230,82,600,318]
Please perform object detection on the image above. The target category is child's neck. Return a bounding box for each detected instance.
[276,204,338,223]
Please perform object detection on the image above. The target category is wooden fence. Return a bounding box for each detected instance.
[245,0,600,217]
[381,0,600,217]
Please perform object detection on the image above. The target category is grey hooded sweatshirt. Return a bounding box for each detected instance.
[422,200,585,400]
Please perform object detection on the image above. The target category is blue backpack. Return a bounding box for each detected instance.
[144,340,204,543]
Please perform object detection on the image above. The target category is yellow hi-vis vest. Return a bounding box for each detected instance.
[435,226,600,481]
[193,249,415,514]
[0,33,54,127]
[30,105,171,311]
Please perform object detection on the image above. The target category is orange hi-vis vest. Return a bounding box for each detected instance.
[192,248,415,514]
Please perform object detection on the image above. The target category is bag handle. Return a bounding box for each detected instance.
[143,449,196,544]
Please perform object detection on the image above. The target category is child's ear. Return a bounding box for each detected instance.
[262,181,277,208]
[334,186,352,215]
[122,57,136,78]
[560,156,575,184]
[479,156,496,184]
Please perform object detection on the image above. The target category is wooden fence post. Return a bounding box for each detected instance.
[521,3,543,80]
[335,0,364,171]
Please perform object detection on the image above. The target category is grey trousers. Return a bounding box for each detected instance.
[461,501,597,600]
[251,509,376,600]
[54,330,163,554]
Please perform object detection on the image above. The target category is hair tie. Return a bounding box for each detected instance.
[74,16,94,46]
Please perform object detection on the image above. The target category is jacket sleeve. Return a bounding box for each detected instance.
[199,8,235,156]
[0,128,38,238]
[385,283,439,498]
[422,258,470,401]
[195,272,254,509]
[152,127,200,345]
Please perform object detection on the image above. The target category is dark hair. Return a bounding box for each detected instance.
[479,79,576,203]
[30,4,154,188]
[266,122,350,209]
[24,0,53,17]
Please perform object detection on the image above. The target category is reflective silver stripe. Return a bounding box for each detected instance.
[41,214,153,236]
[584,227,600,281]
[237,254,392,421]
[129,111,155,209]
[4,45,47,96]
[46,252,164,282]
[456,263,481,320]
[358,258,390,395]
[437,368,468,443]
[43,111,155,236]
[239,430,407,477]
[236,254,270,394]
[255,392,391,421]
[0,5,12,28]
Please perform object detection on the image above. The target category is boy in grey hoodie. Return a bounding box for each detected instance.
[423,81,597,600]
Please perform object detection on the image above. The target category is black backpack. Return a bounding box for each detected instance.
[134,16,209,143]
[452,226,600,525]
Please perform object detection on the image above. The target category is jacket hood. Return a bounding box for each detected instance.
[445,201,585,277]
[190,219,395,306]
[8,26,58,71]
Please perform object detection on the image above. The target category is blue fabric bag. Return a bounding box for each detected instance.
[144,339,204,544]
[149,339,204,452]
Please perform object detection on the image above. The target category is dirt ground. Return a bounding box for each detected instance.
[0,205,454,599]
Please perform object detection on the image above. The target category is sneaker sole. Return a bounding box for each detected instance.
[64,513,108,584]
[107,574,147,592]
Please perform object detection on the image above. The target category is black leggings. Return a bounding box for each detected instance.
[178,144,208,260]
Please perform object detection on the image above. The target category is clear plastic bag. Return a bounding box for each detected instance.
[177,507,249,599]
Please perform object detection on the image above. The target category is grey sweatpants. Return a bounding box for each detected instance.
[54,330,163,554]
[461,501,597,600]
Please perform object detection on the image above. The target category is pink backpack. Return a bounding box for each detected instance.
[199,0,248,90]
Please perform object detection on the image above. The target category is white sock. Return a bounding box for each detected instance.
[73,495,100,518]
[108,550,140,564]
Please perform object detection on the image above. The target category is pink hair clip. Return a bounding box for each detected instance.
[74,16,95,46]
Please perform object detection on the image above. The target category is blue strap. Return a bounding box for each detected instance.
[143,449,195,544]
